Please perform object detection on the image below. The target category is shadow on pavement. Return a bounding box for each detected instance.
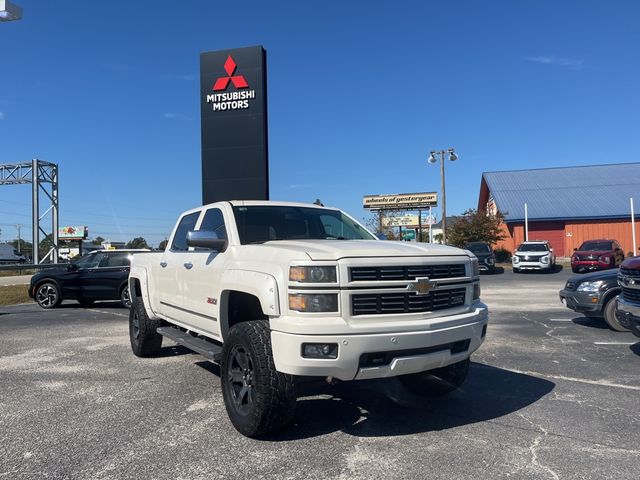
[256,362,556,440]
[571,316,609,330]
[483,266,505,275]
[629,343,640,356]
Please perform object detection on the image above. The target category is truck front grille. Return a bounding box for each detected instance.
[622,286,640,303]
[620,268,640,278]
[351,288,466,316]
[349,264,466,282]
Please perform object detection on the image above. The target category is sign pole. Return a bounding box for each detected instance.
[632,197,636,254]
[524,202,529,242]
[418,209,422,242]
[429,206,433,243]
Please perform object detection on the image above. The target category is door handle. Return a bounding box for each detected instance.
[160,262,167,268]
[183,262,193,270]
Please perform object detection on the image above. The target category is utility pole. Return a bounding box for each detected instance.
[16,224,21,253]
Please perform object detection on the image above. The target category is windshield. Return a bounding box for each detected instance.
[579,241,613,251]
[232,206,376,244]
[517,243,549,252]
[466,243,491,253]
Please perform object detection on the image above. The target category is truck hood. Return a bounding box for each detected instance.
[621,256,640,269]
[256,240,469,261]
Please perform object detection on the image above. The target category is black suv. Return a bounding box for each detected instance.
[29,249,148,309]
[465,242,496,273]
[558,268,626,331]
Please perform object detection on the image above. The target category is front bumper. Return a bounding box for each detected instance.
[558,289,603,314]
[270,306,488,381]
[513,261,551,271]
[572,261,610,272]
[615,296,640,337]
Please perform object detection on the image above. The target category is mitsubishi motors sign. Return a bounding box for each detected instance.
[200,46,269,204]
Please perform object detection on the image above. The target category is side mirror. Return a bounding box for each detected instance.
[187,230,228,252]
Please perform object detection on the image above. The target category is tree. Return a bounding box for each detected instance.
[126,237,149,249]
[447,209,506,248]
[365,210,401,240]
[158,239,168,251]
[92,236,105,246]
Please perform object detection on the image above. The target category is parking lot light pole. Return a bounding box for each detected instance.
[427,148,458,244]
[0,0,22,22]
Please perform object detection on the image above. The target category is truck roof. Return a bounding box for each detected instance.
[182,200,338,215]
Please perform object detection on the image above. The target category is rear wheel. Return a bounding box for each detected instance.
[221,320,296,437]
[129,297,162,357]
[35,282,61,309]
[513,267,520,273]
[603,297,629,332]
[399,358,470,397]
[120,285,132,308]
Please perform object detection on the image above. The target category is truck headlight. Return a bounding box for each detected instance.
[513,256,520,264]
[577,280,604,292]
[289,266,337,283]
[599,256,610,264]
[485,257,495,266]
[541,255,550,264]
[289,294,339,312]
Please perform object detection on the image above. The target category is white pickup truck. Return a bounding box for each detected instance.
[128,201,488,437]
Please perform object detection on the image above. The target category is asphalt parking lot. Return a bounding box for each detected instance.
[1,268,639,480]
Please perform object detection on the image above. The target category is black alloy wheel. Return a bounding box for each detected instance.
[121,285,132,308]
[35,282,61,309]
[227,344,255,416]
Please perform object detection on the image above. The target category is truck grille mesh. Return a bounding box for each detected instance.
[621,286,640,303]
[349,264,466,282]
[620,268,640,278]
[351,288,466,316]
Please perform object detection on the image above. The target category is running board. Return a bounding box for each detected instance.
[157,326,222,362]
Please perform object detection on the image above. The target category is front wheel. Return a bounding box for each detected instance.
[399,358,470,397]
[221,320,296,437]
[35,282,62,309]
[129,297,162,357]
[603,297,629,332]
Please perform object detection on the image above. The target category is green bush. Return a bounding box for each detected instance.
[495,247,512,263]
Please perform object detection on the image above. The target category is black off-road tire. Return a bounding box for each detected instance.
[129,297,163,357]
[221,320,297,438]
[603,297,629,332]
[35,281,62,309]
[399,358,470,397]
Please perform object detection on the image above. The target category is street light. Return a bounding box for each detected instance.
[427,148,458,244]
[0,0,22,22]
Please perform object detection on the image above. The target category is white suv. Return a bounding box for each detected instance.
[512,241,556,273]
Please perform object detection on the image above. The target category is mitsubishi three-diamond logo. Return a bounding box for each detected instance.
[206,55,255,112]
[213,56,248,91]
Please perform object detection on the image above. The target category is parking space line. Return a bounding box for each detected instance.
[549,318,574,322]
[593,342,637,346]
[474,363,640,391]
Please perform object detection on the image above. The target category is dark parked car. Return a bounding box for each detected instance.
[558,268,627,331]
[28,249,148,309]
[571,239,624,273]
[465,242,496,273]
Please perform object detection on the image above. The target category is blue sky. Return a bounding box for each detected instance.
[1,0,639,247]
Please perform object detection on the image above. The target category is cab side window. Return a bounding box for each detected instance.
[99,252,131,268]
[75,253,104,269]
[198,208,227,240]
[171,212,200,252]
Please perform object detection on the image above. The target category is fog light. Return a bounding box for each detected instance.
[301,343,338,359]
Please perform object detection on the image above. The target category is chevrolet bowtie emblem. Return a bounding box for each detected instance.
[407,277,437,295]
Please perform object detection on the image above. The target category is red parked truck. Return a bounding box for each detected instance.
[571,239,624,273]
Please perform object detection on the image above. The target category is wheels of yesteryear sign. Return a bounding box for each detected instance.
[363,192,438,210]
